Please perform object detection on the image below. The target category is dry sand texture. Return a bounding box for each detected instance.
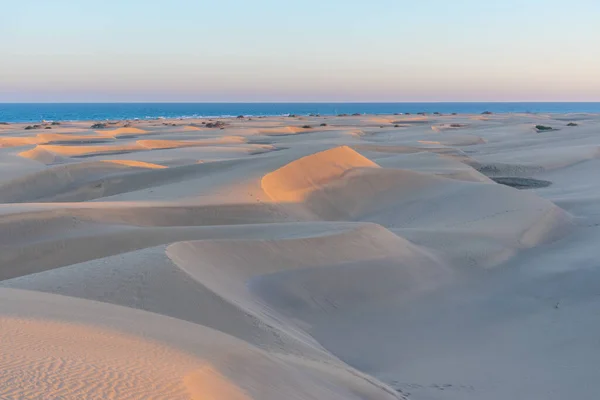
[1,113,600,399]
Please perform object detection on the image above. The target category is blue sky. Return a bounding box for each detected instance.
[1,0,599,102]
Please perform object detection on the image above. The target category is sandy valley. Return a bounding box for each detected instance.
[0,112,599,399]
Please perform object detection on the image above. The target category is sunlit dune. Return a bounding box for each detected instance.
[184,367,251,400]
[137,136,246,149]
[0,137,37,147]
[97,127,149,136]
[261,146,379,203]
[0,317,202,400]
[103,159,167,169]
[257,126,308,135]
[32,144,141,157]
[18,146,70,164]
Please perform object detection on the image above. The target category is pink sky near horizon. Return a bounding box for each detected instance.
[1,0,599,102]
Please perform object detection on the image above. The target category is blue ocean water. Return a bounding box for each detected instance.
[1,103,599,123]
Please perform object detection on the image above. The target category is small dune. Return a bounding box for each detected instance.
[0,137,37,148]
[33,144,141,157]
[102,159,167,169]
[18,147,70,164]
[96,127,149,136]
[257,126,307,135]
[35,133,114,145]
[0,160,169,203]
[262,146,379,203]
[137,136,246,150]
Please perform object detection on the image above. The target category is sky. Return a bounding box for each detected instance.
[1,0,599,102]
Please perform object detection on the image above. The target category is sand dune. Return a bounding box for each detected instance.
[97,127,149,136]
[19,146,71,164]
[137,136,247,149]
[261,146,572,252]
[262,146,379,203]
[257,126,310,135]
[167,224,450,324]
[0,289,400,400]
[0,160,173,203]
[2,113,600,400]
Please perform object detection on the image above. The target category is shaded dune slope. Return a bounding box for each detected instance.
[261,146,572,251]
[167,224,450,326]
[0,289,401,400]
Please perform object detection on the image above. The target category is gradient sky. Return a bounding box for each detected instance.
[1,0,599,102]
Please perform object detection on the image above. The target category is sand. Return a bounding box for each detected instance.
[1,113,599,399]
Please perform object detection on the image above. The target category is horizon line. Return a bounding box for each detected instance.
[3,100,600,104]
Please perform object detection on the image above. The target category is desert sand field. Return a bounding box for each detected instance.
[1,112,599,399]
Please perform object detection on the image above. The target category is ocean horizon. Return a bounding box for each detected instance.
[1,102,600,123]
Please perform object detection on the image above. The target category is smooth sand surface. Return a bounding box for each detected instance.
[1,113,599,399]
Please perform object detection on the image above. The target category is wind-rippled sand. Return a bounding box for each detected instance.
[1,113,599,399]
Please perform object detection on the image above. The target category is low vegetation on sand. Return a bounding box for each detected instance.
[567,122,578,127]
[91,123,108,129]
[535,125,553,131]
[302,125,312,129]
[205,121,226,128]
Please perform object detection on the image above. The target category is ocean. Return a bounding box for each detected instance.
[1,102,599,123]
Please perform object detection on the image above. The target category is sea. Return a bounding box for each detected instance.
[1,103,599,123]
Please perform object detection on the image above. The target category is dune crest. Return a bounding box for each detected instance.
[262,145,379,203]
[97,127,149,136]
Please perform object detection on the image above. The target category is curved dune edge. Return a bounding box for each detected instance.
[166,224,450,332]
[184,367,251,400]
[257,126,309,135]
[18,146,70,164]
[103,159,167,169]
[0,316,200,400]
[30,144,141,157]
[260,145,573,255]
[18,139,270,160]
[0,137,38,147]
[35,133,115,144]
[0,160,172,203]
[0,289,402,400]
[262,146,379,203]
[137,136,247,149]
[96,127,149,136]
[419,136,486,146]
